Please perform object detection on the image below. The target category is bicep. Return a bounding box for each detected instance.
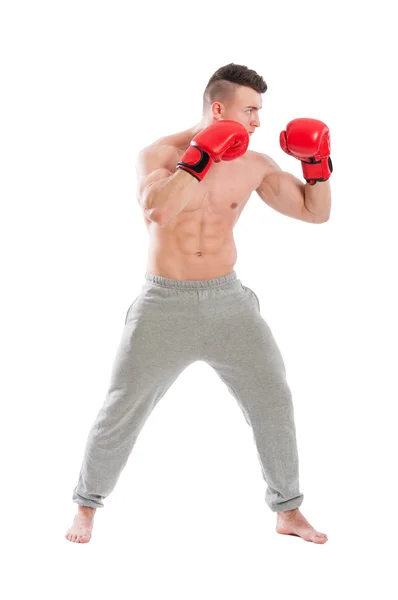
[135,145,177,207]
[256,167,308,221]
[137,167,174,201]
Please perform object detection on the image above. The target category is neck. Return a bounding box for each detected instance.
[189,116,212,138]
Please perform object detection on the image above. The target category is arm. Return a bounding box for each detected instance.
[136,121,249,226]
[136,144,199,226]
[255,155,331,224]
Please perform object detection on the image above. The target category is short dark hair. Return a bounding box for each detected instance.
[202,63,267,113]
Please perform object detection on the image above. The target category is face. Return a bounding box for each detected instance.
[211,86,262,136]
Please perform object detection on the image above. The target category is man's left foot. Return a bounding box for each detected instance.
[276,508,328,544]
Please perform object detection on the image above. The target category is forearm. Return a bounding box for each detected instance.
[304,179,331,222]
[145,169,199,225]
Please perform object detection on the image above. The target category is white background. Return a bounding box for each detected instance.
[1,1,397,598]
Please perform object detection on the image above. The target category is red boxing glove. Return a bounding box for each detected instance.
[280,118,333,185]
[177,120,249,182]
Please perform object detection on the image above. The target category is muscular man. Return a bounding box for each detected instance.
[66,63,332,544]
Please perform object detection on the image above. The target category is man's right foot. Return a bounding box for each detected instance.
[65,505,96,543]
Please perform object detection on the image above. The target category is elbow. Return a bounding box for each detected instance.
[144,207,163,225]
[143,195,172,227]
[307,209,330,224]
[140,191,165,226]
[143,206,169,227]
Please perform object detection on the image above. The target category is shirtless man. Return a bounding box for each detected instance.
[66,63,332,544]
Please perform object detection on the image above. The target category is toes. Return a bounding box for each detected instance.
[65,530,91,543]
[65,531,87,543]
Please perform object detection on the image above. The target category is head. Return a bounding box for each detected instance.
[202,63,267,136]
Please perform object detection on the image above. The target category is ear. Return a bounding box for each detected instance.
[211,101,223,118]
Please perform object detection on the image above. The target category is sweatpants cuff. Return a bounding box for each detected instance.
[269,494,304,513]
[72,490,104,509]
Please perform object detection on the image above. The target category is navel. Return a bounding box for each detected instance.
[196,251,203,257]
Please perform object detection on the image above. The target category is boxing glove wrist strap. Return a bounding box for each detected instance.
[302,156,333,185]
[177,145,212,182]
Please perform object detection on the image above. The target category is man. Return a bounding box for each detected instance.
[66,63,331,544]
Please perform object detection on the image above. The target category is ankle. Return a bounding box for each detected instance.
[278,508,298,516]
[78,505,96,515]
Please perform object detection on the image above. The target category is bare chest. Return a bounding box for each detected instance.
[178,153,263,222]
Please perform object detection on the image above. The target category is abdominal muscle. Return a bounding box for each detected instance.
[144,212,238,281]
[143,150,264,281]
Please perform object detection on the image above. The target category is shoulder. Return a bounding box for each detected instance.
[138,129,188,157]
[243,150,283,191]
[138,138,179,159]
[136,140,180,174]
[247,149,282,175]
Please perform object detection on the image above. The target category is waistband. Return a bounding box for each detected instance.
[145,270,238,289]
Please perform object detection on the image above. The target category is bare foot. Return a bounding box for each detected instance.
[65,505,96,543]
[276,508,328,544]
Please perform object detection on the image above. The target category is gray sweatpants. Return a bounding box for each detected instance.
[72,270,304,513]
